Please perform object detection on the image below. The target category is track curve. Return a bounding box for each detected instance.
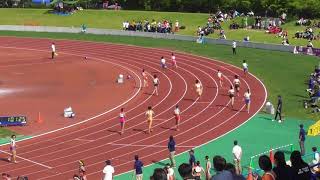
[0,37,267,180]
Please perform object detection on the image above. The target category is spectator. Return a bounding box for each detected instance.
[134,155,144,180]
[175,20,179,32]
[225,163,245,180]
[273,151,294,180]
[165,163,175,180]
[205,156,212,180]
[232,140,242,175]
[232,40,237,55]
[273,95,283,123]
[299,124,306,155]
[192,161,205,180]
[189,149,196,166]
[290,150,312,180]
[311,147,319,172]
[168,135,176,167]
[178,163,195,180]
[258,155,276,180]
[150,168,167,180]
[102,160,114,180]
[211,155,233,180]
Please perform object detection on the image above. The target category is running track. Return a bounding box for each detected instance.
[0,37,267,179]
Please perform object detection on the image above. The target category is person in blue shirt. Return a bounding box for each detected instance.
[133,155,143,180]
[299,124,306,156]
[189,149,196,167]
[168,135,176,167]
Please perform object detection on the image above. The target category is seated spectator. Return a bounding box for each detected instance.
[192,161,205,180]
[211,155,233,180]
[243,36,250,42]
[178,163,195,180]
[273,151,294,180]
[164,163,175,180]
[259,155,276,180]
[224,163,245,180]
[150,168,167,180]
[290,150,312,180]
[311,147,320,172]
[307,40,314,48]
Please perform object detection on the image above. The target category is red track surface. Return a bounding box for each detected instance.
[0,37,266,180]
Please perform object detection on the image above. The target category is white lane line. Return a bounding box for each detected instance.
[0,150,52,169]
[107,143,195,148]
[73,138,95,143]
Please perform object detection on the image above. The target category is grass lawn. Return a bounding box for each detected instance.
[0,8,319,47]
[0,30,319,122]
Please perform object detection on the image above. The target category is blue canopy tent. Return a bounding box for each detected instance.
[32,0,50,4]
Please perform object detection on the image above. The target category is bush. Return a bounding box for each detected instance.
[180,26,186,29]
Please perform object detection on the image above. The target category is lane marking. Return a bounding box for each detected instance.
[0,150,52,169]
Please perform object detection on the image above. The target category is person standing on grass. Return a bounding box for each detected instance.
[102,160,114,180]
[142,69,148,88]
[194,79,203,101]
[242,60,248,76]
[232,140,242,175]
[168,135,176,167]
[119,108,126,135]
[153,75,160,96]
[173,105,181,131]
[273,95,283,123]
[171,53,178,68]
[244,89,251,113]
[189,149,196,167]
[145,106,155,134]
[217,70,223,87]
[228,86,235,109]
[205,156,212,180]
[51,42,57,59]
[299,124,306,156]
[233,75,241,96]
[133,155,144,180]
[78,160,87,180]
[232,40,237,55]
[8,135,17,163]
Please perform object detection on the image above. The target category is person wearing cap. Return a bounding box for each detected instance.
[102,160,114,180]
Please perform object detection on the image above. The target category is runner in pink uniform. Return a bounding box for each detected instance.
[119,108,126,135]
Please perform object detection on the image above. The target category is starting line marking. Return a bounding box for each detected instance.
[0,150,53,169]
[107,143,195,148]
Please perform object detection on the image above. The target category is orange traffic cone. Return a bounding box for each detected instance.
[37,112,43,124]
[247,167,253,180]
[269,147,274,164]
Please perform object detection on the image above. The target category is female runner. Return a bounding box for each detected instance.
[145,106,155,134]
[217,70,223,87]
[8,135,17,163]
[119,108,126,135]
[233,75,241,96]
[195,79,203,100]
[142,69,148,88]
[174,105,181,131]
[153,75,160,96]
[228,86,235,109]
[244,89,251,113]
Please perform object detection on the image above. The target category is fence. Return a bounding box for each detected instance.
[0,25,296,53]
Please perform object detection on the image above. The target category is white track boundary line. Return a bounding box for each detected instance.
[0,150,52,169]
[107,143,195,148]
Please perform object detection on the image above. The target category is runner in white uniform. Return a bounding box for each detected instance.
[142,69,148,88]
[233,75,241,96]
[217,70,223,87]
[242,60,248,76]
[174,105,181,131]
[228,86,235,109]
[153,75,160,96]
[244,89,251,113]
[171,53,177,68]
[8,135,17,163]
[51,42,57,59]
[195,79,203,100]
[160,57,167,69]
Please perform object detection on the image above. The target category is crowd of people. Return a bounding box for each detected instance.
[306,65,320,112]
[122,19,180,34]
